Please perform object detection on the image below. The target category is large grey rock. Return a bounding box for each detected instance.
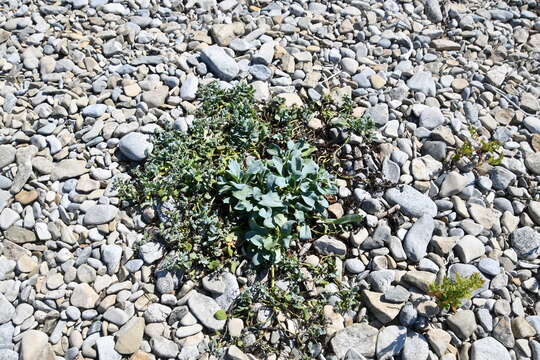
[376,325,407,360]
[102,244,122,274]
[144,303,171,323]
[368,270,394,292]
[103,307,129,326]
[403,215,435,262]
[188,292,226,331]
[419,107,444,129]
[4,226,36,244]
[447,310,476,339]
[51,159,89,180]
[70,283,99,309]
[83,204,118,225]
[424,0,443,22]
[407,72,436,96]
[82,104,107,117]
[362,290,403,324]
[330,323,378,359]
[20,330,55,360]
[214,272,240,311]
[470,337,510,360]
[489,166,516,190]
[180,73,199,100]
[96,336,121,360]
[524,116,540,134]
[0,294,15,324]
[150,336,178,358]
[385,185,437,218]
[454,235,485,263]
[118,132,152,161]
[402,332,429,360]
[439,171,469,197]
[139,242,164,264]
[0,145,15,169]
[115,317,144,355]
[313,235,347,256]
[200,46,239,81]
[510,227,540,259]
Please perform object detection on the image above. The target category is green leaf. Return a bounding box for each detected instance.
[263,236,276,250]
[263,216,274,229]
[274,176,287,187]
[214,310,227,320]
[259,192,283,208]
[299,224,312,240]
[227,160,241,179]
[273,213,287,227]
[272,157,284,175]
[232,186,252,201]
[301,195,316,208]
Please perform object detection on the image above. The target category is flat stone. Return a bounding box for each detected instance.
[470,337,510,360]
[424,0,443,22]
[103,307,130,326]
[376,325,407,360]
[528,200,540,225]
[525,153,540,175]
[14,190,38,205]
[119,132,152,161]
[150,336,178,358]
[493,316,515,347]
[82,104,107,118]
[524,116,540,134]
[454,235,485,263]
[385,185,437,218]
[188,292,226,331]
[180,73,199,101]
[510,227,540,259]
[0,190,10,212]
[330,323,378,358]
[70,283,99,309]
[96,336,121,360]
[419,107,444,129]
[176,324,203,338]
[447,310,476,339]
[402,332,429,360]
[407,71,436,97]
[512,316,536,338]
[20,330,55,360]
[362,290,403,324]
[313,235,347,256]
[115,317,145,355]
[426,328,451,357]
[51,159,89,181]
[276,92,303,107]
[5,226,36,244]
[227,345,249,360]
[83,204,119,226]
[431,39,460,50]
[402,270,436,293]
[0,208,18,231]
[200,46,239,81]
[439,171,468,197]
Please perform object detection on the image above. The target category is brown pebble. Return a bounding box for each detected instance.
[14,190,39,205]
[532,134,540,152]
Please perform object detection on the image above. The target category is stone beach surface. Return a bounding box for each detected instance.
[0,0,540,359]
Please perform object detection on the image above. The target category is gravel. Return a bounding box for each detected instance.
[0,0,539,358]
